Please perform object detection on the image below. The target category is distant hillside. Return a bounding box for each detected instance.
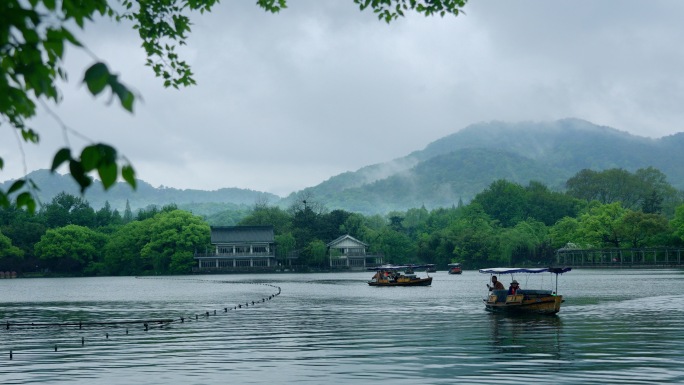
[4,119,683,216]
[288,148,567,213]
[282,119,684,214]
[0,169,280,212]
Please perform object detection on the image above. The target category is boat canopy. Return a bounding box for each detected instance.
[369,264,431,271]
[479,267,571,275]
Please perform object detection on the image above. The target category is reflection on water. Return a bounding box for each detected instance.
[1,270,684,384]
[487,314,563,358]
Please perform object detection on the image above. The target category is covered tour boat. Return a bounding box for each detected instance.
[447,263,462,274]
[368,265,433,287]
[479,267,571,314]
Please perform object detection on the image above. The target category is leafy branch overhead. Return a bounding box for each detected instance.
[0,0,468,212]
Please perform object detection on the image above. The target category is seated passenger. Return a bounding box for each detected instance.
[508,280,520,295]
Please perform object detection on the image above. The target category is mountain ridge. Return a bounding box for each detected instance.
[2,119,682,215]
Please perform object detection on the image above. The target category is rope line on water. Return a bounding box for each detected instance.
[3,279,282,360]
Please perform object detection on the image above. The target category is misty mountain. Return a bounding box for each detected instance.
[0,169,279,214]
[4,119,683,216]
[283,119,684,214]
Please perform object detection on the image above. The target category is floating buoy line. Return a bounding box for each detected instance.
[3,278,282,360]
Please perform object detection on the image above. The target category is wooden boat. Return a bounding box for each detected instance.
[479,267,571,315]
[368,265,433,286]
[447,263,462,274]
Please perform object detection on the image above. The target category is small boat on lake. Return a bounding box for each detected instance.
[447,263,462,274]
[479,267,571,315]
[368,265,433,286]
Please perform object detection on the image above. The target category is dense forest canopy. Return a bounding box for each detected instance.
[2,167,683,276]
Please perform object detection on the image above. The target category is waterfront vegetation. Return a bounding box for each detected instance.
[1,167,684,276]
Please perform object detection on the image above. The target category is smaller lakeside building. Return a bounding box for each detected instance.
[327,234,383,269]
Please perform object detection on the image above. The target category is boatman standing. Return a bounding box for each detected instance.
[487,276,505,291]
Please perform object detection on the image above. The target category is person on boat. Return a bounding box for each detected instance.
[508,280,520,295]
[487,276,505,291]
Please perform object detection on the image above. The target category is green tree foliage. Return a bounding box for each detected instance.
[2,175,681,275]
[95,201,122,228]
[496,219,551,265]
[566,168,681,216]
[102,220,152,275]
[634,167,682,216]
[549,216,580,249]
[302,239,328,267]
[136,203,178,221]
[371,227,415,265]
[670,204,684,244]
[139,210,210,274]
[275,232,296,260]
[0,229,24,272]
[575,202,627,248]
[122,200,134,223]
[0,204,47,260]
[41,192,96,228]
[446,204,500,266]
[618,211,670,248]
[340,213,365,239]
[472,180,527,227]
[524,181,584,226]
[239,205,292,234]
[0,230,24,259]
[34,224,107,273]
[473,180,584,228]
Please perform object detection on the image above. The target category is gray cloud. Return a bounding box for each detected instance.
[3,0,683,197]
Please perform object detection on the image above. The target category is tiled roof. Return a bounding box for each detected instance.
[327,234,368,247]
[211,226,274,243]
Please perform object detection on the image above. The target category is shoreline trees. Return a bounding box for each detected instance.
[1,167,683,276]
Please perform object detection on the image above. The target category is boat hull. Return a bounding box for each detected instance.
[368,277,433,287]
[484,293,563,315]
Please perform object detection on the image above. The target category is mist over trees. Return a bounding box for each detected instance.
[2,167,683,276]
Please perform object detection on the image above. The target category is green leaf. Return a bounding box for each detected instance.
[106,74,136,112]
[16,192,37,214]
[51,148,72,171]
[61,27,82,47]
[83,62,110,95]
[80,145,101,171]
[98,161,118,189]
[0,192,9,208]
[45,29,65,59]
[122,165,137,189]
[69,160,92,193]
[7,180,26,194]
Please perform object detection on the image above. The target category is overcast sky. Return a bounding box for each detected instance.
[3,0,684,197]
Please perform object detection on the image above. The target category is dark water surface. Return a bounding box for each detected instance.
[2,269,683,384]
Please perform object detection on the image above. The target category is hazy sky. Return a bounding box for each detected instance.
[3,1,684,197]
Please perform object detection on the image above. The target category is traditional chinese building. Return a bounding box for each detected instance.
[327,234,383,270]
[194,226,276,271]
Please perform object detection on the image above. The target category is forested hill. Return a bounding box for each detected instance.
[4,119,683,216]
[283,119,684,214]
[0,169,280,215]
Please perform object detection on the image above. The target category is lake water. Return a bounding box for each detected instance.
[2,269,684,384]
